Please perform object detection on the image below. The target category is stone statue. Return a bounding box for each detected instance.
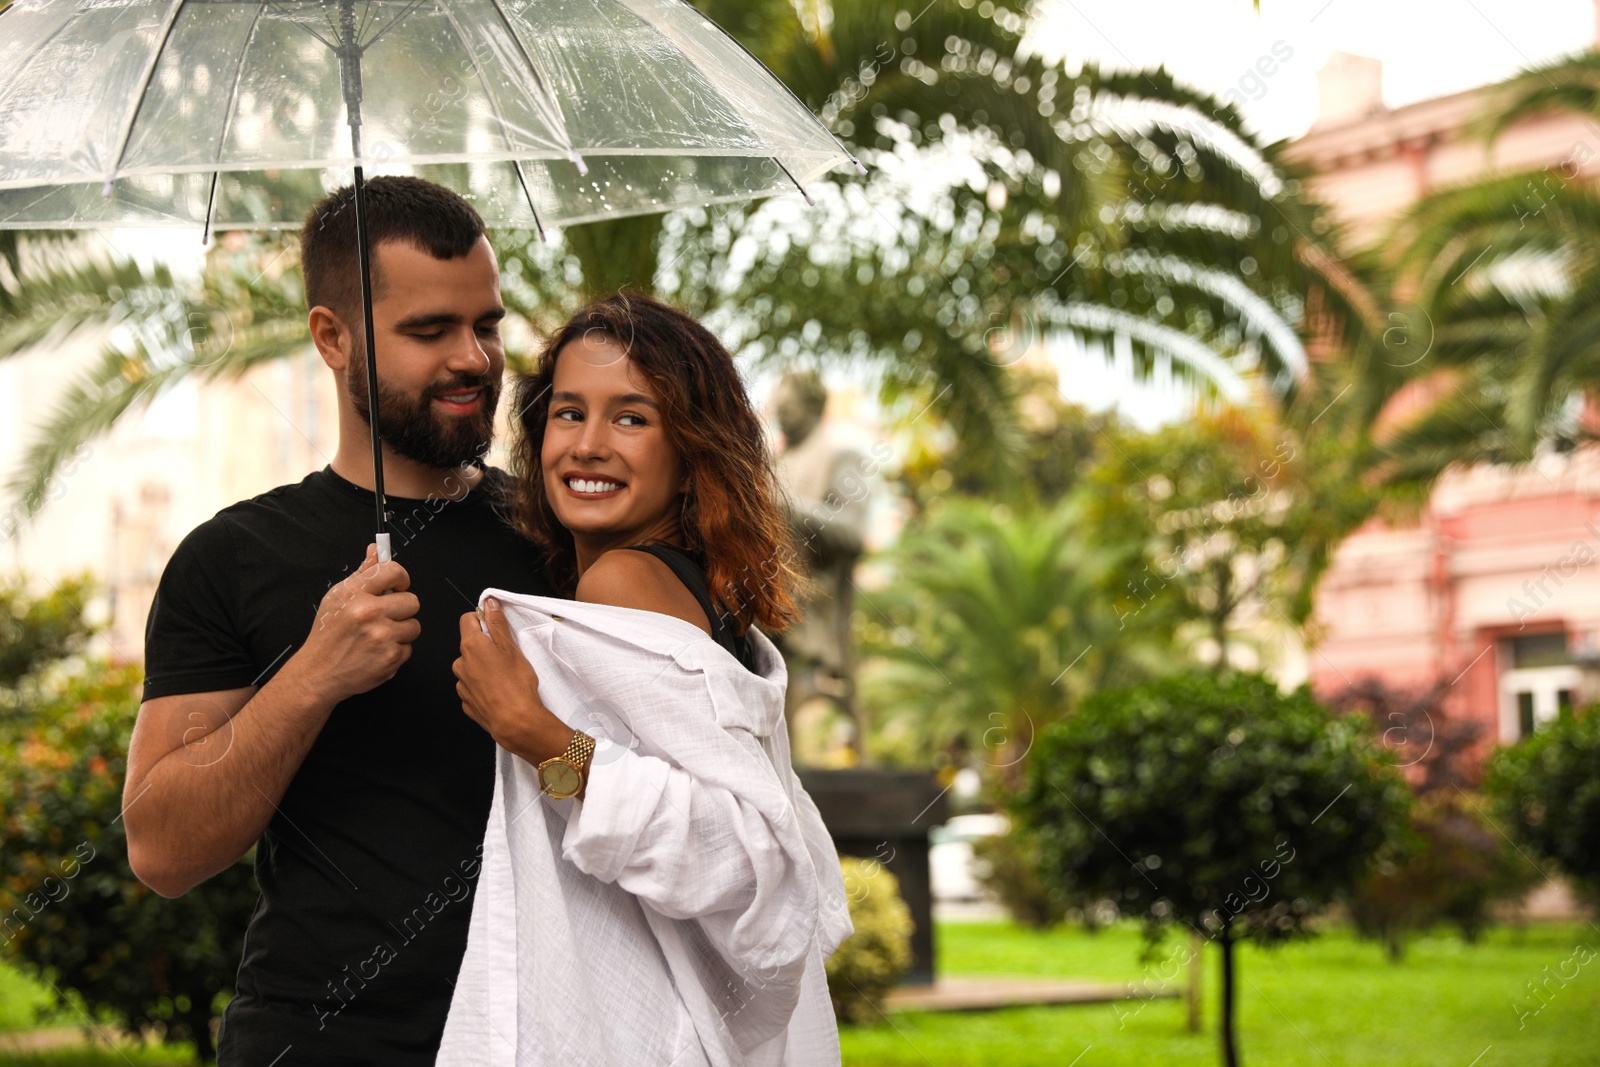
[771,371,869,760]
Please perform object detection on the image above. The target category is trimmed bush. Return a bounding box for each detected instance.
[1486,705,1600,903]
[0,661,256,1061]
[824,857,913,1023]
[1015,671,1408,1067]
[972,825,1067,929]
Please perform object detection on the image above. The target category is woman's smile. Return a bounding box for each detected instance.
[562,472,627,498]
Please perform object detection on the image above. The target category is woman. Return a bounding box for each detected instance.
[439,292,851,1066]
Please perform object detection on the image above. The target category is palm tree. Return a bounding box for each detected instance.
[857,494,1167,786]
[4,0,1378,527]
[547,2,1378,482]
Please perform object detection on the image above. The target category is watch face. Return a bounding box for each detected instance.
[540,759,580,797]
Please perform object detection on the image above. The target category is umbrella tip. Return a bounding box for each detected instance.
[852,159,868,176]
[100,180,114,199]
[570,151,589,177]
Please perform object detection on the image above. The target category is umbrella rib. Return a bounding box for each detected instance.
[298,24,336,51]
[662,0,866,177]
[772,158,815,206]
[480,0,589,175]
[204,0,273,242]
[259,0,334,53]
[101,0,189,196]
[360,0,429,53]
[318,0,341,46]
[266,0,335,52]
[432,1,546,241]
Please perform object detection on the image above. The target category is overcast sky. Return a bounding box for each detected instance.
[1026,0,1597,143]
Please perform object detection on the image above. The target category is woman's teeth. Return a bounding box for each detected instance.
[568,477,622,494]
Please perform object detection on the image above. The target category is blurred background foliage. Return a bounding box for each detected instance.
[0,582,255,1063]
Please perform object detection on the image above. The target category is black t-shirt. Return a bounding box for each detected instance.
[141,464,550,1065]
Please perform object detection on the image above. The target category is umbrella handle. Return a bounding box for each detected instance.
[376,532,393,564]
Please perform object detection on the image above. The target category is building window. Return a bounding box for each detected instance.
[1511,632,1570,669]
[1518,691,1536,739]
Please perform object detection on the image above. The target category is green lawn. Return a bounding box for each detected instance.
[0,1052,190,1067]
[3,920,1597,1066]
[842,920,1600,1066]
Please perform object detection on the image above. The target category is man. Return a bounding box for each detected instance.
[123,176,550,1063]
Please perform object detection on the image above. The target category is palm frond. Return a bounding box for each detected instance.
[1475,50,1600,144]
[4,336,191,526]
[1373,384,1530,490]
[0,240,177,356]
[3,240,309,528]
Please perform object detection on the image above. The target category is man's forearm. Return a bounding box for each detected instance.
[125,653,339,897]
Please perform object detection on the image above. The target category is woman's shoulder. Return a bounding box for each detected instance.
[574,548,714,638]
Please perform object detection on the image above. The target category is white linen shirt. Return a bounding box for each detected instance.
[436,590,852,1067]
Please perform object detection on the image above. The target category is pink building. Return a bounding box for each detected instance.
[1284,28,1600,759]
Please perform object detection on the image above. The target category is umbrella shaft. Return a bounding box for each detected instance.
[337,0,364,152]
[353,165,387,538]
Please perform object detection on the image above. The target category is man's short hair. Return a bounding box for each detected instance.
[300,176,487,327]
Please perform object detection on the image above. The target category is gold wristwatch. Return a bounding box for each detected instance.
[537,730,596,799]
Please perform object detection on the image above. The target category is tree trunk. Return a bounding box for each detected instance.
[1185,929,1203,1033]
[998,712,1036,793]
[1219,929,1240,1067]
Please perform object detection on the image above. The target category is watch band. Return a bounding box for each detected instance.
[563,729,596,775]
[538,730,596,799]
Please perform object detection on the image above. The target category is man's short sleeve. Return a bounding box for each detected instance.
[142,517,258,701]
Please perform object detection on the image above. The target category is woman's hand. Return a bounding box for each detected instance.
[455,598,573,766]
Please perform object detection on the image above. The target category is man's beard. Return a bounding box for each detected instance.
[346,359,501,471]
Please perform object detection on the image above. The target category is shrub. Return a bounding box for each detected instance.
[824,857,913,1024]
[0,660,257,1062]
[1486,705,1600,904]
[1016,671,1408,1067]
[972,825,1067,929]
[1329,679,1535,957]
[0,574,95,698]
[1347,791,1536,960]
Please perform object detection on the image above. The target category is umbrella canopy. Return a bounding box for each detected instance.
[0,0,860,233]
[0,0,859,559]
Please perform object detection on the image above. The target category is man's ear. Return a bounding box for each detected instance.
[309,305,353,370]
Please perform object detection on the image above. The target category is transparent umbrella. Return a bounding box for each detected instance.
[0,0,860,557]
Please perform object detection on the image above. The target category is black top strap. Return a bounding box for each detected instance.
[621,543,758,673]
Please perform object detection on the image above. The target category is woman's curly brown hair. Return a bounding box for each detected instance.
[508,291,802,635]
